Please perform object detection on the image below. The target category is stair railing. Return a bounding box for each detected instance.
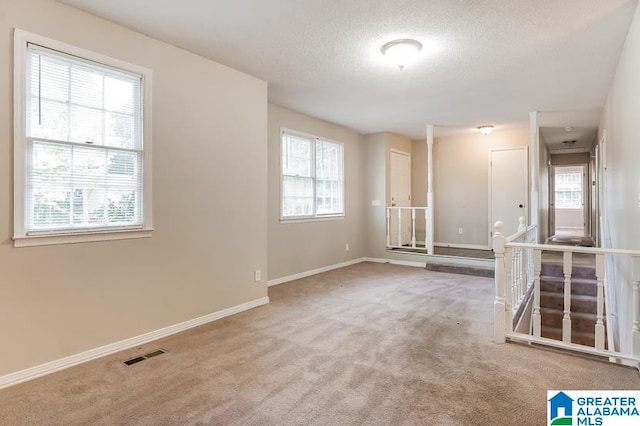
[386,207,428,251]
[494,218,640,366]
[504,217,537,323]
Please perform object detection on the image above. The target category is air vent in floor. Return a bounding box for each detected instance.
[123,349,167,366]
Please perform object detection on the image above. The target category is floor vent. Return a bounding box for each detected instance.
[123,349,167,366]
[143,349,166,359]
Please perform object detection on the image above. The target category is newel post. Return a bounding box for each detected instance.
[518,216,526,233]
[494,221,507,343]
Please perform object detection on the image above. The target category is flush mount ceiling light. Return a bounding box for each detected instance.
[478,125,494,135]
[564,126,574,132]
[380,39,423,70]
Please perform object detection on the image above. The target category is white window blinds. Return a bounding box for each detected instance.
[24,44,144,233]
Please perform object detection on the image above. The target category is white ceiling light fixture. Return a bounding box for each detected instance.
[380,39,423,71]
[478,125,494,135]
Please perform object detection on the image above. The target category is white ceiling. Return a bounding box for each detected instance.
[540,127,597,154]
[60,0,637,139]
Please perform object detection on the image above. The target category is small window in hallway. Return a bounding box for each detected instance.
[555,172,582,209]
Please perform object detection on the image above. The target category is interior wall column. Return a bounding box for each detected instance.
[529,111,539,238]
[426,124,435,255]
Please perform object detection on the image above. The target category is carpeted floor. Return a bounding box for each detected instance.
[1,262,638,425]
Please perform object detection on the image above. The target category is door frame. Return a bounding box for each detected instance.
[389,149,411,207]
[549,163,590,238]
[488,146,529,243]
[389,149,412,246]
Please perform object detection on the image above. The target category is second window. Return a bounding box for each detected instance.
[281,129,344,220]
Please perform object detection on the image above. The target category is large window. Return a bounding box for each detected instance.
[281,129,344,220]
[555,172,582,209]
[13,30,152,247]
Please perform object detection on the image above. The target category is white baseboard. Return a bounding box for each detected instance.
[0,296,270,390]
[362,257,426,268]
[268,255,430,287]
[428,256,494,269]
[434,242,491,250]
[268,258,365,286]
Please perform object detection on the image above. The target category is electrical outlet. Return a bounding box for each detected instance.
[254,270,261,282]
[345,243,350,251]
[458,227,464,235]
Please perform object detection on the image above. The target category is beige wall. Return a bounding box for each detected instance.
[362,133,388,259]
[362,132,426,263]
[267,104,364,280]
[0,0,268,376]
[538,134,551,242]
[595,3,640,355]
[599,1,640,252]
[433,128,529,247]
[550,152,590,166]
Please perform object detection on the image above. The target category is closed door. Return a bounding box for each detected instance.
[489,147,528,242]
[551,165,587,237]
[390,150,411,246]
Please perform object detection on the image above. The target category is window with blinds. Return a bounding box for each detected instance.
[14,30,152,245]
[281,129,344,219]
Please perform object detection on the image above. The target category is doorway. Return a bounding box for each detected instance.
[551,165,587,237]
[489,147,529,242]
[389,150,411,246]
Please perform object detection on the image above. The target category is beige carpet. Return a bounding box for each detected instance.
[1,262,638,425]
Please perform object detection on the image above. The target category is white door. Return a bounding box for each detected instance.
[551,165,587,237]
[489,147,528,242]
[390,150,411,246]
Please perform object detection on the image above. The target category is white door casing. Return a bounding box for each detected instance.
[489,146,529,244]
[390,150,411,246]
[550,164,588,237]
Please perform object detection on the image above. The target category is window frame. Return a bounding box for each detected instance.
[13,29,153,247]
[280,128,345,222]
[554,171,582,210]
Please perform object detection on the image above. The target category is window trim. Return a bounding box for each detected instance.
[279,127,345,222]
[13,29,153,247]
[554,171,582,210]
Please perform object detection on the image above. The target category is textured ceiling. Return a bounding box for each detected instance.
[61,0,637,139]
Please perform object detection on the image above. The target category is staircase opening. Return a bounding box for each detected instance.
[539,250,603,348]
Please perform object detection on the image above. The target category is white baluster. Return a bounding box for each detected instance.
[386,208,390,247]
[595,254,605,351]
[533,249,542,338]
[517,248,523,303]
[505,242,513,330]
[632,256,640,359]
[511,247,516,307]
[397,208,402,246]
[494,221,507,343]
[424,209,428,250]
[411,208,416,248]
[562,251,573,344]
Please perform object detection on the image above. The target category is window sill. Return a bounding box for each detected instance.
[13,228,153,248]
[280,215,345,225]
